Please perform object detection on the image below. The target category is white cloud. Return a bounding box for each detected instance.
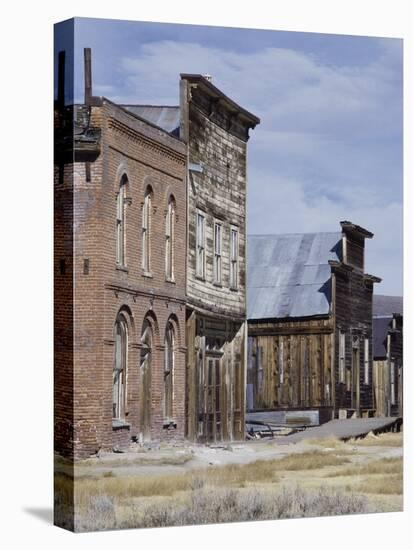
[113,38,402,294]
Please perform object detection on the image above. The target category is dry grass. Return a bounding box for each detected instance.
[350,474,403,495]
[326,457,402,478]
[350,432,403,447]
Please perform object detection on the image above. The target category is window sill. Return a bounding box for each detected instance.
[195,274,206,282]
[142,270,153,278]
[112,419,131,430]
[116,264,129,273]
[213,281,222,288]
[229,286,238,292]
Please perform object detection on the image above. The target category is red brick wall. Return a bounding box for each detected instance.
[55,102,187,458]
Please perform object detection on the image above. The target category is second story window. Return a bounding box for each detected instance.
[116,176,127,266]
[230,227,238,289]
[214,221,222,284]
[165,197,175,280]
[196,211,205,279]
[142,187,152,273]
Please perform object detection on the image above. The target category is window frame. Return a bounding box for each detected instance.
[229,226,239,290]
[142,188,152,274]
[113,316,128,422]
[164,322,175,422]
[213,220,222,285]
[165,197,175,281]
[116,178,127,267]
[195,210,206,279]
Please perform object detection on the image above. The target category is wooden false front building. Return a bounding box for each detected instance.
[373,310,403,418]
[181,74,260,443]
[247,221,381,424]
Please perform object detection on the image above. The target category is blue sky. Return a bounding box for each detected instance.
[55,17,403,295]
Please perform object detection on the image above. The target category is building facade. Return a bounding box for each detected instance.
[373,313,403,417]
[55,51,187,458]
[180,75,260,442]
[247,221,381,422]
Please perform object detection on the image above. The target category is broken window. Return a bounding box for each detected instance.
[230,227,238,289]
[164,322,174,421]
[196,210,205,278]
[116,175,127,266]
[165,196,175,280]
[339,331,346,383]
[142,187,152,272]
[213,221,222,284]
[113,315,127,420]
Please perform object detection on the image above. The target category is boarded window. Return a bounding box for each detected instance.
[364,338,369,385]
[339,332,346,383]
[116,176,127,266]
[230,227,238,289]
[214,221,222,284]
[164,322,174,421]
[196,211,205,278]
[142,188,152,272]
[113,316,127,420]
[165,197,175,280]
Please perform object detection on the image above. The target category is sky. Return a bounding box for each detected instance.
[55,17,403,295]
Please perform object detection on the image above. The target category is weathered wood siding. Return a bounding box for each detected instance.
[182,81,248,318]
[333,267,375,414]
[247,319,334,415]
[181,77,257,442]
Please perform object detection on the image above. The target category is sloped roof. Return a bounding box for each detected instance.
[121,105,180,136]
[373,295,403,317]
[247,232,342,320]
[373,316,392,358]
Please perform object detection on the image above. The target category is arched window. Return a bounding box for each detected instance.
[142,187,152,273]
[165,196,175,280]
[164,322,174,421]
[140,318,153,439]
[113,315,127,420]
[116,175,127,266]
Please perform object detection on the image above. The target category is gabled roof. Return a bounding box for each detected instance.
[373,295,403,317]
[373,316,392,358]
[247,232,342,320]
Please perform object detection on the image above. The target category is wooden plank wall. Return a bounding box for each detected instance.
[247,319,333,411]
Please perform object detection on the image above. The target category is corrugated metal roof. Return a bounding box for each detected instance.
[373,316,391,358]
[373,295,403,317]
[247,232,342,320]
[121,105,180,135]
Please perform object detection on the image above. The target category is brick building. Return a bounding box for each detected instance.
[55,51,259,457]
[55,50,187,458]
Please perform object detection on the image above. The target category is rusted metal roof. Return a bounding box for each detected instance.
[121,105,180,135]
[247,232,342,320]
